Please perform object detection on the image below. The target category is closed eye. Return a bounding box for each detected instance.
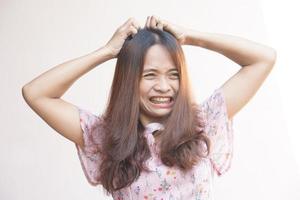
[170,73,179,78]
[144,73,155,77]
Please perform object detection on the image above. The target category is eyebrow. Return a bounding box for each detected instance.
[143,68,178,73]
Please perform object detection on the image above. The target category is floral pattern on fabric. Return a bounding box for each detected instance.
[199,88,234,176]
[75,107,105,186]
[75,87,234,199]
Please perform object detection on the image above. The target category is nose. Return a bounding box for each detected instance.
[154,77,171,92]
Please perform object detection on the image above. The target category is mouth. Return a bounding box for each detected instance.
[149,96,174,108]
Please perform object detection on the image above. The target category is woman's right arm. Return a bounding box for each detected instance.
[22,18,140,149]
[22,47,112,149]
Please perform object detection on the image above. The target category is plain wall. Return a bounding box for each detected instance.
[1,0,299,199]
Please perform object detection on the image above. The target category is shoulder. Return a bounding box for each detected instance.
[194,88,224,119]
[76,106,106,148]
[77,107,104,128]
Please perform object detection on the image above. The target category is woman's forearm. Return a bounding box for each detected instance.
[184,29,276,66]
[22,46,113,100]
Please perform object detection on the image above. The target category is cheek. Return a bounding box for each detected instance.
[172,81,180,92]
[139,87,148,103]
[139,81,153,96]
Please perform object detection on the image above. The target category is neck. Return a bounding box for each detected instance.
[139,113,167,127]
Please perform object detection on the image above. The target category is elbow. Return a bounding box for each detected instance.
[22,84,31,102]
[265,48,277,67]
[22,84,35,103]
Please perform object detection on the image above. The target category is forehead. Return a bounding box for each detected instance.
[143,44,177,72]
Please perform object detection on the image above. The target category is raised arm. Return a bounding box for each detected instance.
[22,47,112,149]
[145,15,277,119]
[184,31,276,119]
[22,18,141,149]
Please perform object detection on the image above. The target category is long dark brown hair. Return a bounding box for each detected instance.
[98,28,210,195]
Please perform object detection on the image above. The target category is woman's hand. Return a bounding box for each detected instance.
[104,18,141,58]
[145,15,188,45]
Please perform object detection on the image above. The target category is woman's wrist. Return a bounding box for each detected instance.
[183,29,207,47]
[93,46,116,61]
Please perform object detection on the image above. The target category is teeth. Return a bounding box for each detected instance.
[150,97,172,104]
[151,97,170,101]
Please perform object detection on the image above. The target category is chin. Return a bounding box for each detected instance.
[151,109,172,117]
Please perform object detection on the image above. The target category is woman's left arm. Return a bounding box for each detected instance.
[145,15,277,120]
[184,30,277,119]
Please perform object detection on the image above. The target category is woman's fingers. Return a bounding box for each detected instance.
[150,16,157,28]
[145,15,157,29]
[128,25,138,37]
[130,18,141,31]
[144,15,187,45]
[156,21,164,30]
[145,16,151,28]
[145,15,166,31]
[122,17,139,29]
[120,17,140,36]
[104,17,141,58]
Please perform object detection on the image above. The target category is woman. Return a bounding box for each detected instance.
[22,16,276,199]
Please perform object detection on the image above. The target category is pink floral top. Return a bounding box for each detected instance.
[75,88,234,200]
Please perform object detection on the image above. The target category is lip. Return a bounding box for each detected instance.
[150,96,173,98]
[149,97,174,109]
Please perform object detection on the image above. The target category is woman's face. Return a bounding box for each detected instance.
[139,44,179,125]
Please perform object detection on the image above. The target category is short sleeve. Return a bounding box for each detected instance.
[200,88,234,176]
[75,106,105,186]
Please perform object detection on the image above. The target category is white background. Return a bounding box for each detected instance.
[1,0,299,199]
[261,0,300,174]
